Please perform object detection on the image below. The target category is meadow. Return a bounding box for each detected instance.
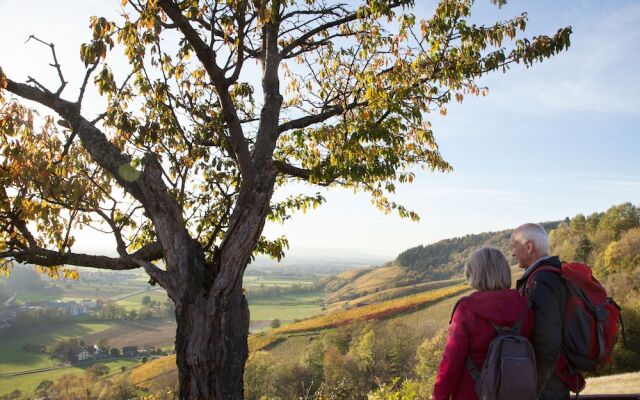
[0,358,141,396]
[0,322,112,374]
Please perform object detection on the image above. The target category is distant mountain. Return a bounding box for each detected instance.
[248,247,389,275]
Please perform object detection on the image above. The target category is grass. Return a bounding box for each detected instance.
[325,265,407,304]
[0,322,113,374]
[0,358,141,396]
[114,290,169,311]
[268,333,321,365]
[129,355,177,389]
[272,284,468,335]
[582,371,640,394]
[249,303,322,322]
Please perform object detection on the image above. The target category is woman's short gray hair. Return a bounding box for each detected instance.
[512,223,550,255]
[465,247,512,291]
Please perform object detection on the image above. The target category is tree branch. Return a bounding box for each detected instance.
[157,0,254,178]
[278,99,366,133]
[26,35,67,96]
[0,241,162,271]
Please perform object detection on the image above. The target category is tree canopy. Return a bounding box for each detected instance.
[0,0,571,276]
[0,0,571,397]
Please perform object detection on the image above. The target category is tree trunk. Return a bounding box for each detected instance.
[174,279,250,399]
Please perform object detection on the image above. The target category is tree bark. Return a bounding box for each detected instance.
[174,276,250,400]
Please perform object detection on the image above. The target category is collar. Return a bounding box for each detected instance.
[519,255,562,285]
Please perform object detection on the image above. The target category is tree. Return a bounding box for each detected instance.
[97,337,110,351]
[0,1,570,398]
[141,295,152,305]
[87,363,111,377]
[36,379,54,398]
[573,235,592,263]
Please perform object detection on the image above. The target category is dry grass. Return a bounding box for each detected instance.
[582,371,640,395]
[326,265,410,304]
[129,355,177,389]
[248,333,285,353]
[328,277,467,311]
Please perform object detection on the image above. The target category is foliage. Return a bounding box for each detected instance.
[244,351,278,400]
[48,337,82,363]
[415,330,448,395]
[368,378,429,400]
[270,318,281,329]
[610,303,640,373]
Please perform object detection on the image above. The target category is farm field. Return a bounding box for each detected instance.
[243,275,317,288]
[0,358,141,396]
[77,319,176,350]
[113,289,169,311]
[0,322,112,374]
[250,303,322,322]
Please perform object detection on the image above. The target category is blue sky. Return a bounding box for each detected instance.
[1,1,639,260]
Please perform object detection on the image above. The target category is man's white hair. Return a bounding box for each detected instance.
[512,223,550,255]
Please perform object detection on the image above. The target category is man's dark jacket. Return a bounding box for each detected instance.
[516,256,567,396]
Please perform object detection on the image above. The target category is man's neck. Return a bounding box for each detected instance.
[528,253,549,268]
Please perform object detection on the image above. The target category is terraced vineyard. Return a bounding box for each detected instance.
[249,283,469,352]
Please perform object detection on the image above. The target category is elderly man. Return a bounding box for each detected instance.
[511,223,583,400]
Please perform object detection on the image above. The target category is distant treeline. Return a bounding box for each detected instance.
[394,221,561,280]
[8,299,175,329]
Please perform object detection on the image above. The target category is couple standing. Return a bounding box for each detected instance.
[434,223,584,400]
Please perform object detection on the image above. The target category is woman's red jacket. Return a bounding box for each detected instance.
[433,289,534,400]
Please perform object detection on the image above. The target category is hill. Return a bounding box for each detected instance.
[324,221,560,308]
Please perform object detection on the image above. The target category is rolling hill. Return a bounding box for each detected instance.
[323,220,561,309]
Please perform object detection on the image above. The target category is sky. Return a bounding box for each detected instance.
[0,0,639,262]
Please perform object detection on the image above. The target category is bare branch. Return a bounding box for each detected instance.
[26,35,67,96]
[77,60,100,105]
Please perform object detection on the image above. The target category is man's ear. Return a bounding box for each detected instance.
[525,240,535,254]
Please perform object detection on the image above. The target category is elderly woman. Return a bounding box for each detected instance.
[433,247,534,400]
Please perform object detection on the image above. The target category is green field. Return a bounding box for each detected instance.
[250,303,322,322]
[113,290,169,311]
[0,358,141,396]
[0,322,113,374]
[248,291,324,322]
[243,275,316,288]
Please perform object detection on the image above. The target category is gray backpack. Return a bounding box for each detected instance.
[466,319,537,400]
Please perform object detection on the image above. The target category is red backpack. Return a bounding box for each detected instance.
[526,262,623,372]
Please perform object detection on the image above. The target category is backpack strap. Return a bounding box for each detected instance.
[449,297,465,324]
[525,265,561,291]
[489,317,524,335]
[466,357,480,382]
[512,317,524,334]
[614,300,627,346]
